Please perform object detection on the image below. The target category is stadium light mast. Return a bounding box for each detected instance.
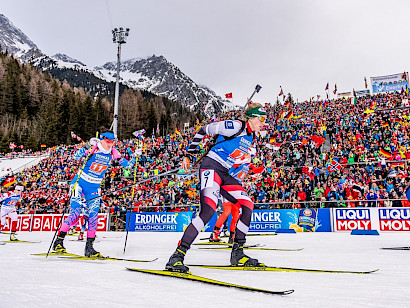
[111,27,130,137]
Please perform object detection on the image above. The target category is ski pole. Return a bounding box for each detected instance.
[121,172,197,239]
[84,166,181,204]
[123,140,142,254]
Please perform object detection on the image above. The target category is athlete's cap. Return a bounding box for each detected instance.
[245,106,267,118]
[100,132,116,140]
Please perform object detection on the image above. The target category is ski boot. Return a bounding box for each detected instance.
[10,231,18,241]
[78,232,84,241]
[85,237,102,257]
[209,227,221,242]
[230,239,262,267]
[53,231,67,253]
[228,231,235,244]
[165,241,190,273]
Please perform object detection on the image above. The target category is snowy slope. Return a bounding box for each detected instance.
[1,231,409,307]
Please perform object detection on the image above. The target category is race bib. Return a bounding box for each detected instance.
[201,170,214,189]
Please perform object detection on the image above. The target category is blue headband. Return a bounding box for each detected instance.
[100,132,116,140]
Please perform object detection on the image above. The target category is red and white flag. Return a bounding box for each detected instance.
[225,92,233,99]
[9,142,17,149]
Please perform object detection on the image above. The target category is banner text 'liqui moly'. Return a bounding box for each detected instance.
[335,209,372,231]
[379,208,410,231]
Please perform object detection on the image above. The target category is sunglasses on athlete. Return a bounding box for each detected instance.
[103,137,115,144]
[257,116,266,122]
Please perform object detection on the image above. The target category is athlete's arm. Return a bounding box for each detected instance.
[112,148,136,169]
[187,120,242,153]
[73,147,87,160]
[0,192,10,203]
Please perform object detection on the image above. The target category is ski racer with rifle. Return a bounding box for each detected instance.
[166,102,267,273]
[209,147,265,243]
[53,129,136,257]
[0,181,24,241]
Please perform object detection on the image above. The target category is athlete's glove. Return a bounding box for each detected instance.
[84,138,99,149]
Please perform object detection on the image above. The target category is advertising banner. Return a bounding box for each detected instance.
[378,208,410,231]
[332,208,410,232]
[334,208,372,231]
[128,212,194,232]
[204,209,332,233]
[371,73,408,94]
[0,214,108,232]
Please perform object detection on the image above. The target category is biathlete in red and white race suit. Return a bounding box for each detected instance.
[0,183,24,241]
[53,130,136,257]
[209,147,265,243]
[166,103,267,273]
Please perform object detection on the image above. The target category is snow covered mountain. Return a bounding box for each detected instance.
[0,14,227,116]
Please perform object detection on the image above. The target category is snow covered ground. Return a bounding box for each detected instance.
[0,155,46,177]
[1,231,409,308]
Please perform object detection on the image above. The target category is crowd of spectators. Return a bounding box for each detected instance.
[2,91,410,215]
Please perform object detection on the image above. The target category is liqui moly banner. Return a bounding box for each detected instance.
[334,208,372,231]
[379,208,410,231]
[333,208,410,232]
[370,73,409,94]
[1,214,108,232]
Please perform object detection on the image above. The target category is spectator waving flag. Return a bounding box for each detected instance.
[174,126,182,136]
[2,176,17,187]
[327,159,343,173]
[379,148,392,158]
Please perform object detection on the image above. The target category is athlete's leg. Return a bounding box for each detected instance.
[180,168,222,245]
[220,183,253,241]
[215,201,232,229]
[230,202,241,233]
[59,184,84,233]
[9,209,18,240]
[166,162,223,272]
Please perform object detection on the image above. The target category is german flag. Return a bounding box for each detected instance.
[285,112,293,120]
[379,148,392,158]
[381,122,388,127]
[2,177,17,187]
[40,144,47,148]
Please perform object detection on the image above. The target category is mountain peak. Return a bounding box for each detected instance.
[52,53,85,66]
[0,14,37,57]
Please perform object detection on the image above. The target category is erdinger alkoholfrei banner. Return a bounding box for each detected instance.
[127,212,194,232]
[370,73,409,94]
[204,209,331,233]
[0,214,109,231]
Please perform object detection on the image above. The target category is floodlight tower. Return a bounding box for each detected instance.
[111,27,130,137]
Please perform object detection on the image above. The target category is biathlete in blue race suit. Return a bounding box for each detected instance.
[53,130,136,257]
[166,103,267,273]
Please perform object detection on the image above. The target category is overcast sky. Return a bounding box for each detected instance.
[2,0,410,105]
